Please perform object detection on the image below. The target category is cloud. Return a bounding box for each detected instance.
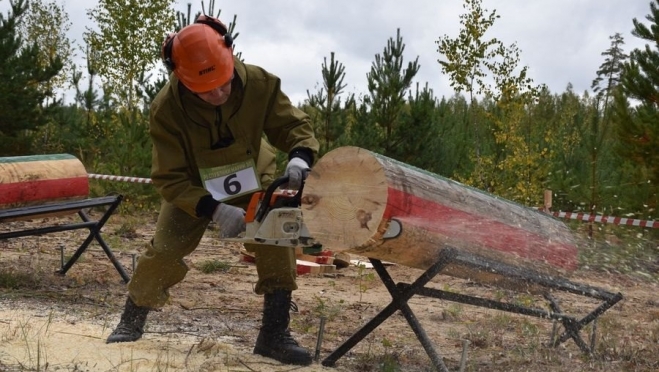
[1,0,651,105]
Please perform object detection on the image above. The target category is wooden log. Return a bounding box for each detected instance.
[240,250,336,275]
[0,154,89,209]
[295,260,337,275]
[302,146,579,284]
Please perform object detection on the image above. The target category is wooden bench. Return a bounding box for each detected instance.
[0,154,130,283]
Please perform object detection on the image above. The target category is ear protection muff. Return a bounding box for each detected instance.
[161,32,177,71]
[161,15,233,72]
[194,14,234,49]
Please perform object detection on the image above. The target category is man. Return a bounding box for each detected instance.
[106,15,319,367]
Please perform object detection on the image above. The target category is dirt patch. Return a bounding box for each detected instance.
[1,212,658,371]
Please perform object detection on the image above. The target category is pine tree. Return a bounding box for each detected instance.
[585,33,628,235]
[306,52,350,156]
[616,0,659,213]
[364,28,419,158]
[610,90,653,217]
[174,1,242,60]
[348,95,383,153]
[433,94,472,178]
[397,82,440,171]
[592,33,627,106]
[548,84,593,211]
[0,0,63,155]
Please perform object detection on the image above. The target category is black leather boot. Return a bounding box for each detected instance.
[253,290,313,365]
[106,297,150,343]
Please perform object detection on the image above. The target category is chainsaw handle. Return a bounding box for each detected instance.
[254,176,291,223]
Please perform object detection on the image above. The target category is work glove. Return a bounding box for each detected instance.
[284,157,310,190]
[212,203,246,238]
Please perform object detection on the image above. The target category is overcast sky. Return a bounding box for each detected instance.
[10,0,656,105]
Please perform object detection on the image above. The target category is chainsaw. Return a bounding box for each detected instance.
[225,176,316,247]
[225,175,403,247]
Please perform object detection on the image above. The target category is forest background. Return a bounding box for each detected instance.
[0,0,657,278]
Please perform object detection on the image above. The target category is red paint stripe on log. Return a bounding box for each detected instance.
[383,187,578,270]
[0,177,89,205]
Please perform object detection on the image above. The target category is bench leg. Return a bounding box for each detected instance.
[56,197,130,283]
[322,248,456,372]
[547,292,623,354]
[372,258,450,372]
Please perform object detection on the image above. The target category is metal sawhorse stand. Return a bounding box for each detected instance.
[322,247,622,371]
[0,195,131,283]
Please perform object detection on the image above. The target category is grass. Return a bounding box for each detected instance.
[0,270,37,290]
[352,335,405,372]
[311,295,345,321]
[196,259,232,274]
[113,222,140,239]
[442,303,464,321]
[577,224,659,279]
[357,263,377,302]
[293,295,346,334]
[0,315,51,371]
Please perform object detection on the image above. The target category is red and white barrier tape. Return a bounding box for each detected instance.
[547,211,657,229]
[88,173,657,228]
[88,173,152,184]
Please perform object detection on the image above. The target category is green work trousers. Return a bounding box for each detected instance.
[128,201,297,309]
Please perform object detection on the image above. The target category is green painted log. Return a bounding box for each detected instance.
[0,154,89,210]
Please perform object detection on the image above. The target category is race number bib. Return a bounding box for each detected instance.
[199,159,261,202]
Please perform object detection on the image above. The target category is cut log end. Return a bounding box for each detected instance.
[303,147,389,250]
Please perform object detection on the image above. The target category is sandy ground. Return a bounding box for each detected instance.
[0,306,346,372]
[1,212,658,371]
[1,309,210,371]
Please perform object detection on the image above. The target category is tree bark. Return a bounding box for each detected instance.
[302,147,578,281]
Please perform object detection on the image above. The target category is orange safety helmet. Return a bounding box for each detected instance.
[161,16,234,93]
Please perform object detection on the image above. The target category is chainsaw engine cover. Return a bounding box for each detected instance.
[246,207,305,245]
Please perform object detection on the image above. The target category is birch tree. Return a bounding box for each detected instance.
[83,0,176,109]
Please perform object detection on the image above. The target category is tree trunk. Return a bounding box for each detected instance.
[302,147,578,281]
